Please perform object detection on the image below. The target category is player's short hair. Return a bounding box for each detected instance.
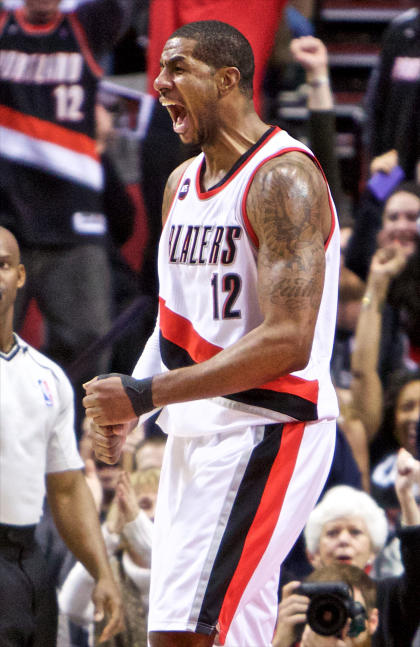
[304,485,388,555]
[170,20,254,98]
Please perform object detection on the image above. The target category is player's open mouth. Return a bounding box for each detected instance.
[160,99,188,134]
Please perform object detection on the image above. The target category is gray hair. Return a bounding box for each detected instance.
[304,485,388,555]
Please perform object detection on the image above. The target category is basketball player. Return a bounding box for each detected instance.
[83,20,340,647]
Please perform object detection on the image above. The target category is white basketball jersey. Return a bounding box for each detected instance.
[156,126,340,437]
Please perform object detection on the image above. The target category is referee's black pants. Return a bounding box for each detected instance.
[0,523,58,646]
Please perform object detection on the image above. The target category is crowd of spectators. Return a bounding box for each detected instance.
[1,0,420,645]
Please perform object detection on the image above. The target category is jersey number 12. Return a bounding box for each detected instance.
[211,273,242,320]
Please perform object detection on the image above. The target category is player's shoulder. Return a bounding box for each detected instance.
[162,155,199,223]
[251,147,323,196]
[167,156,198,189]
[259,147,316,170]
[247,147,331,240]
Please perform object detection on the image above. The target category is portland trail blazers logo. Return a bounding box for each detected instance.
[178,178,190,200]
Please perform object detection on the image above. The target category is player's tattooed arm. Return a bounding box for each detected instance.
[94,151,333,413]
[247,151,330,355]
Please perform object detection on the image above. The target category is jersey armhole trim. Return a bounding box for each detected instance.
[68,12,103,78]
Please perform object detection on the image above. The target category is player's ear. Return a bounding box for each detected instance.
[216,66,241,96]
[17,263,26,289]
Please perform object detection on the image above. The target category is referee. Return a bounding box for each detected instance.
[0,226,123,645]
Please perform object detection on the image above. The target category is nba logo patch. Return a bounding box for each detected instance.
[178,178,190,200]
[38,380,54,406]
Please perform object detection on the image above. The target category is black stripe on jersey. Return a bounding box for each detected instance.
[160,332,195,368]
[225,389,318,421]
[195,423,283,634]
[160,333,318,421]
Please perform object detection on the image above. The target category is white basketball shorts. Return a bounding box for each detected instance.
[148,418,336,646]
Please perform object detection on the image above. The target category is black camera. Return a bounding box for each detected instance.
[296,582,367,637]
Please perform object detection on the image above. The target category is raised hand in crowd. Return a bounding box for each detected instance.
[365,243,408,299]
[290,36,333,112]
[395,447,420,526]
[106,470,140,534]
[370,149,399,176]
[290,35,329,81]
[351,243,409,441]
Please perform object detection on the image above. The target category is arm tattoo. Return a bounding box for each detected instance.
[248,154,327,314]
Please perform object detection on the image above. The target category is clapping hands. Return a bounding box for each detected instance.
[106,471,139,535]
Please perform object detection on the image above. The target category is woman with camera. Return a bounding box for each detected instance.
[272,448,420,646]
[273,562,378,647]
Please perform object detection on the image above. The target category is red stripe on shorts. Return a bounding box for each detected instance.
[217,420,305,644]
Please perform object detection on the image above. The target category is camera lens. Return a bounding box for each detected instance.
[307,594,348,636]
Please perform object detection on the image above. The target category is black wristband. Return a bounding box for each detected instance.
[97,373,154,416]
